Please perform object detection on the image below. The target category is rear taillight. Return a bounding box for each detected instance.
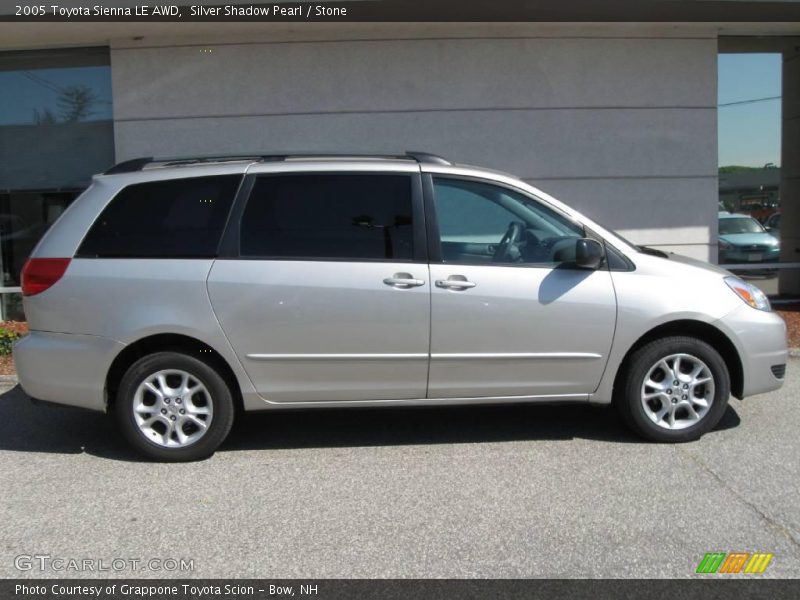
[21,258,71,297]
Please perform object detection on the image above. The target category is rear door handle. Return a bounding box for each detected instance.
[435,277,477,290]
[383,273,426,288]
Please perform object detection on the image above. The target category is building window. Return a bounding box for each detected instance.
[0,47,114,319]
[717,52,783,296]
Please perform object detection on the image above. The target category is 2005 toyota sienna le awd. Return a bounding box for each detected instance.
[14,152,787,461]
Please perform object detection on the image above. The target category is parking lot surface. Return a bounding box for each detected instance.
[1,361,798,578]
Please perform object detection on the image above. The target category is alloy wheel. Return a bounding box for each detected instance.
[132,369,214,447]
[640,353,715,430]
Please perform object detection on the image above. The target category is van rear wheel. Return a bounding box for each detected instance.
[115,352,234,461]
[616,336,730,442]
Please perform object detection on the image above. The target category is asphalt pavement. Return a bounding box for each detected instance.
[0,361,798,578]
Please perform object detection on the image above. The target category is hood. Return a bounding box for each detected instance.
[635,246,731,276]
[658,251,731,276]
[719,232,778,247]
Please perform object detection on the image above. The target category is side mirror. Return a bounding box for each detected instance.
[575,238,604,270]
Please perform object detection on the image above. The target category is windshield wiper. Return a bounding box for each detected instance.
[637,245,670,258]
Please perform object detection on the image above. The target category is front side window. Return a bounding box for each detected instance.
[77,175,241,258]
[432,177,584,266]
[240,174,414,261]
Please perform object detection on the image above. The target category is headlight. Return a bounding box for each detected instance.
[725,276,771,311]
[719,239,732,251]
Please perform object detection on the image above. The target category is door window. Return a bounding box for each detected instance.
[433,178,584,266]
[240,174,414,261]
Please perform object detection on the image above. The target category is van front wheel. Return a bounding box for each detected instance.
[115,352,234,461]
[616,336,730,442]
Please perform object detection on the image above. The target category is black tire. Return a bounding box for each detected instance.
[615,336,730,442]
[115,351,235,461]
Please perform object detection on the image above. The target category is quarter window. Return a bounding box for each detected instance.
[433,177,584,266]
[77,175,241,258]
[240,174,414,261]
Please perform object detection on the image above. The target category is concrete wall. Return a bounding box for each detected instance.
[110,24,719,259]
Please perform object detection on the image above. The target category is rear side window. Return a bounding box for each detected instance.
[77,175,241,258]
[240,174,413,261]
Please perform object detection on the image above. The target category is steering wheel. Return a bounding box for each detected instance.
[493,221,525,263]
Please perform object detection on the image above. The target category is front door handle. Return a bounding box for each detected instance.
[435,276,477,290]
[383,273,426,288]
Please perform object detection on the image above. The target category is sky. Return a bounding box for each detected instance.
[718,53,782,168]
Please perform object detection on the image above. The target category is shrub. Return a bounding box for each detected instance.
[0,327,21,356]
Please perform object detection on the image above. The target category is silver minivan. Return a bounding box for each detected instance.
[14,153,787,461]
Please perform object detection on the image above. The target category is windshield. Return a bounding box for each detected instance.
[719,217,765,235]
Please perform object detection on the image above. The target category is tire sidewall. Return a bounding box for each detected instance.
[115,352,234,461]
[622,337,730,442]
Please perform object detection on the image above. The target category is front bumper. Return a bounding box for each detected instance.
[714,304,788,398]
[13,331,125,412]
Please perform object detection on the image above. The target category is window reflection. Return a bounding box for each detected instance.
[0,48,114,317]
[0,66,112,126]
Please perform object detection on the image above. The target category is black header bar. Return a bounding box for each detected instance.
[4,0,800,22]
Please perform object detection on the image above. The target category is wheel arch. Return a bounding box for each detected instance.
[105,333,243,412]
[612,319,744,401]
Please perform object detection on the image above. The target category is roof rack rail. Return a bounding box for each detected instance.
[103,151,451,175]
[405,151,451,165]
[103,154,282,175]
[103,157,153,175]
